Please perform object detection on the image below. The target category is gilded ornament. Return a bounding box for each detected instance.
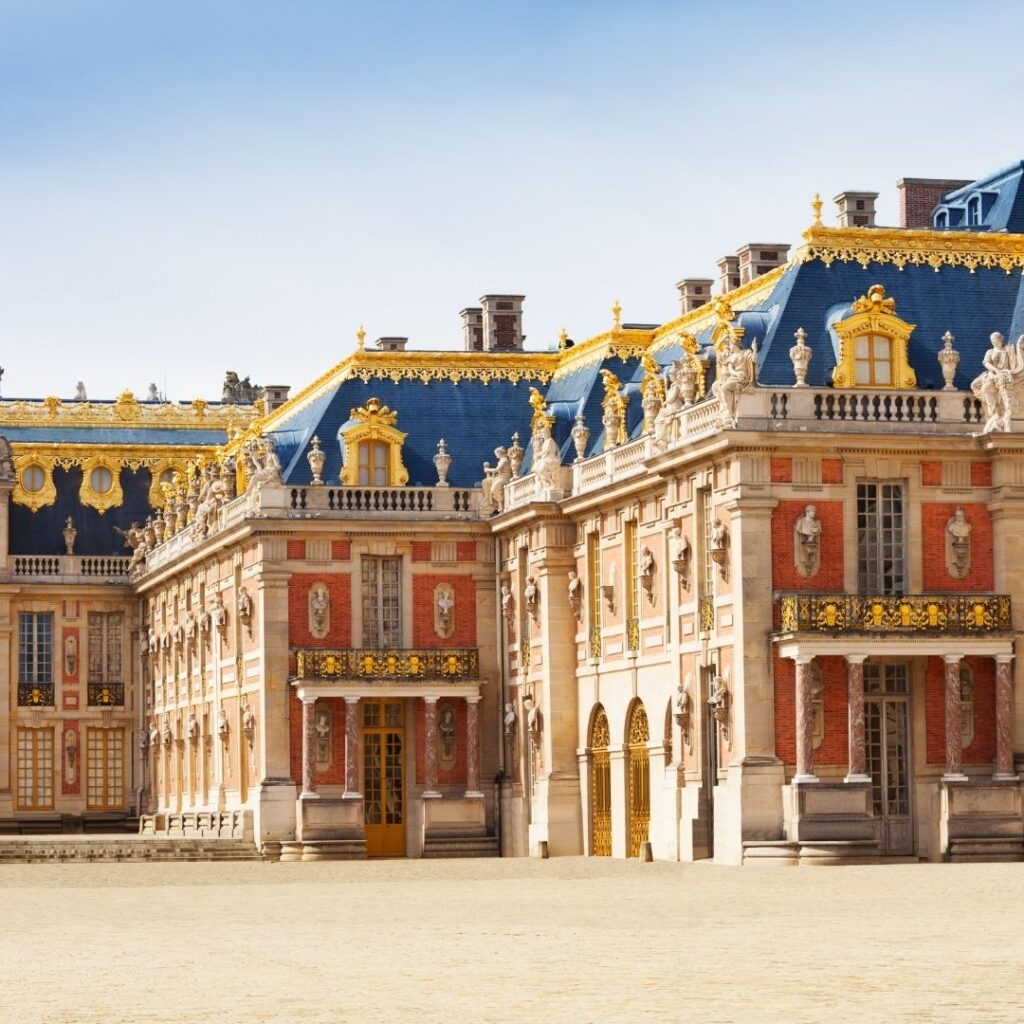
[831,284,917,389]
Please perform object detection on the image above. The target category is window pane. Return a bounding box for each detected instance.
[855,337,870,359]
[855,360,871,385]
[874,360,891,385]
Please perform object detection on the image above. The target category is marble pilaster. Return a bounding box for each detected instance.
[845,655,870,783]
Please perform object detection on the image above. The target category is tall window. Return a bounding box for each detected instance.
[362,556,401,647]
[857,483,905,594]
[87,728,125,810]
[587,533,602,659]
[624,520,640,652]
[18,612,53,706]
[88,613,124,706]
[17,728,54,809]
[699,489,714,599]
[854,335,893,386]
[358,441,390,486]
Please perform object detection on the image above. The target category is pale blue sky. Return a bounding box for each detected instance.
[1,0,1022,400]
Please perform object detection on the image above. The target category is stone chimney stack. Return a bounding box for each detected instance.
[374,337,408,352]
[675,278,714,315]
[261,385,291,412]
[833,191,879,227]
[460,308,483,351]
[736,244,790,285]
[479,295,525,351]
[716,255,741,294]
[897,178,972,228]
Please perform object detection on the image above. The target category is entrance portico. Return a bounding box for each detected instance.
[290,679,486,860]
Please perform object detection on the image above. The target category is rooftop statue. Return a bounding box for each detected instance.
[971,332,1024,434]
[223,371,264,405]
[712,335,757,428]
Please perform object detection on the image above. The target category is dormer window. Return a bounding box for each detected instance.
[967,196,981,226]
[831,285,917,390]
[934,209,948,228]
[338,397,409,488]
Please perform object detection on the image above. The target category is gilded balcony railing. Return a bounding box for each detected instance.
[293,647,480,680]
[88,681,125,706]
[18,682,54,707]
[779,593,1012,634]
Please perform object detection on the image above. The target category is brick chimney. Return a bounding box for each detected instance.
[897,177,973,228]
[675,278,714,314]
[833,191,878,227]
[716,255,741,294]
[479,294,525,351]
[736,243,790,285]
[374,337,408,352]
[460,308,483,351]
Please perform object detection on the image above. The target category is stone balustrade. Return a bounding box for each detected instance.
[10,554,131,583]
[142,483,481,574]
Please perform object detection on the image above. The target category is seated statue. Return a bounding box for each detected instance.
[712,336,758,427]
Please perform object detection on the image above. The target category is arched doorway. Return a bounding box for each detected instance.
[627,700,650,858]
[590,706,611,857]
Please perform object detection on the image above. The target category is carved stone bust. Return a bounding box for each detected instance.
[946,507,972,579]
[794,505,822,578]
[309,582,330,640]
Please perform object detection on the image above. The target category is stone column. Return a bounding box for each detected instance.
[943,654,968,781]
[465,695,483,798]
[994,655,1016,780]
[343,696,361,798]
[793,656,818,784]
[423,696,440,797]
[845,654,870,782]
[300,695,318,798]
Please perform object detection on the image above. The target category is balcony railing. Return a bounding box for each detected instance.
[293,647,480,681]
[11,555,131,583]
[88,681,125,706]
[18,682,54,707]
[779,593,1012,634]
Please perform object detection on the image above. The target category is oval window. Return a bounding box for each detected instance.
[159,469,176,486]
[22,465,45,493]
[90,466,113,494]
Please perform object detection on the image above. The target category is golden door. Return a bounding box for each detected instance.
[627,702,650,858]
[363,699,406,857]
[590,708,612,857]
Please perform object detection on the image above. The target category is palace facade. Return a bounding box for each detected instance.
[4,162,1024,864]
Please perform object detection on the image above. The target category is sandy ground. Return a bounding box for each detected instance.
[0,857,1022,1024]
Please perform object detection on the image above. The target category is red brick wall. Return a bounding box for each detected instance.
[771,457,792,483]
[287,540,305,560]
[773,655,848,767]
[411,542,431,562]
[771,501,844,590]
[920,503,993,591]
[971,461,992,487]
[412,575,476,647]
[288,574,352,647]
[821,458,843,484]
[332,540,350,560]
[288,693,346,785]
[921,462,941,486]
[457,541,476,562]
[415,698,467,785]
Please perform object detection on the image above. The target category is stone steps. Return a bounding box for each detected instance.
[421,835,500,859]
[0,836,262,863]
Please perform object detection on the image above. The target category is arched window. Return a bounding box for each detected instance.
[589,706,611,857]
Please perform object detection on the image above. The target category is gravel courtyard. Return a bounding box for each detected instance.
[1,857,1022,1024]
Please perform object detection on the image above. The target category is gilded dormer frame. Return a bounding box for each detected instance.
[831,285,917,389]
[339,397,409,487]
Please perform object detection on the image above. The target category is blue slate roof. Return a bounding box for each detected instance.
[934,162,1024,233]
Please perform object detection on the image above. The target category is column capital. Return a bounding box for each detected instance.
[465,695,482,705]
[299,692,318,706]
[422,695,440,705]
[343,695,361,707]
[794,654,815,666]
[943,653,966,665]
[845,653,869,665]
[996,654,1014,665]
